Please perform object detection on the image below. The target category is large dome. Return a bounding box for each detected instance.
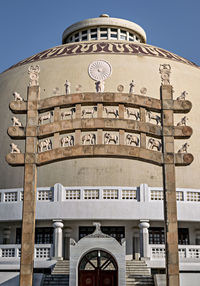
[0,15,199,189]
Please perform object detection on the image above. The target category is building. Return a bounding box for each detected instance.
[0,14,200,286]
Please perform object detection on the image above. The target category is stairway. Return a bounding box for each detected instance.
[42,260,69,285]
[52,260,70,275]
[126,260,154,285]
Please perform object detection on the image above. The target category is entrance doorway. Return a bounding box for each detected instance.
[78,250,118,286]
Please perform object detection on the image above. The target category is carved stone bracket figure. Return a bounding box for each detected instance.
[178,142,189,153]
[82,133,96,145]
[129,80,135,93]
[64,80,71,94]
[176,91,188,101]
[146,111,161,125]
[61,108,76,120]
[159,64,171,85]
[103,106,119,118]
[95,80,104,93]
[10,143,21,153]
[53,87,60,95]
[104,133,118,145]
[82,106,97,118]
[38,111,53,125]
[38,139,52,153]
[12,117,23,127]
[60,135,74,147]
[148,138,162,151]
[28,65,40,86]
[13,92,23,101]
[126,134,139,146]
[126,108,140,120]
[177,116,188,126]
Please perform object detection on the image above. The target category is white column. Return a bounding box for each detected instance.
[139,220,150,258]
[64,227,72,260]
[52,220,64,260]
[133,227,140,260]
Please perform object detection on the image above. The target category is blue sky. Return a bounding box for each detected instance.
[0,0,200,73]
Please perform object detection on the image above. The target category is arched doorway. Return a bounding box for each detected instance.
[78,250,118,286]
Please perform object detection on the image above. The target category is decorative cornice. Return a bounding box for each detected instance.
[6,42,198,72]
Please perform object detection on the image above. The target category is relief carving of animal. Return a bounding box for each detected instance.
[104,107,119,118]
[177,116,188,126]
[38,139,52,152]
[104,133,118,145]
[38,111,53,125]
[178,143,189,153]
[82,107,97,118]
[82,134,96,145]
[147,111,161,125]
[61,108,76,120]
[126,108,140,120]
[126,134,139,146]
[148,138,162,151]
[176,91,188,101]
[13,92,23,101]
[60,136,74,147]
[12,117,23,127]
[10,143,21,153]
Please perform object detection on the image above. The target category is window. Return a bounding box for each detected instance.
[16,227,53,244]
[149,227,189,245]
[149,227,165,244]
[79,226,125,242]
[178,228,189,245]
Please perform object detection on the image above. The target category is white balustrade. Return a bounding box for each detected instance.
[0,185,200,203]
[149,244,200,260]
[0,244,52,260]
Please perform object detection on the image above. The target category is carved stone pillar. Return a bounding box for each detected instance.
[52,220,64,259]
[139,220,150,258]
[3,227,11,244]
[64,227,72,260]
[132,227,140,260]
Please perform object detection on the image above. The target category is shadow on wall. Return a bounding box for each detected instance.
[0,273,43,286]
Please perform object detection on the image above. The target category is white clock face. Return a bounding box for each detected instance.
[88,60,112,81]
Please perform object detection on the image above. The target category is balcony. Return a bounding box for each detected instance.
[0,184,200,221]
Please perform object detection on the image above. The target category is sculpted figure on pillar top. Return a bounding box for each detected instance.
[28,65,40,86]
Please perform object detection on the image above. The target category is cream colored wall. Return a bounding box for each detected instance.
[0,50,200,189]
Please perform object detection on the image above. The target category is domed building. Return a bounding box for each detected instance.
[0,14,200,286]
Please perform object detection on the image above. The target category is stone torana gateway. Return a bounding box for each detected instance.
[0,14,199,286]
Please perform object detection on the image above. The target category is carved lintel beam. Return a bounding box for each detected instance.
[9,101,27,113]
[9,93,192,114]
[7,119,192,140]
[5,146,194,167]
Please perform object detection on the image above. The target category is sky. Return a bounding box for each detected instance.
[0,0,200,73]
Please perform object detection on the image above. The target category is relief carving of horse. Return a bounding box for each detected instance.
[148,138,162,151]
[104,107,119,118]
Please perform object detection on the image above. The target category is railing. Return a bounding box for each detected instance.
[150,244,200,260]
[0,184,200,203]
[0,244,53,260]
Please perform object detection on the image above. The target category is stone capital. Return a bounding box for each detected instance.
[139,220,150,229]
[52,220,64,229]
